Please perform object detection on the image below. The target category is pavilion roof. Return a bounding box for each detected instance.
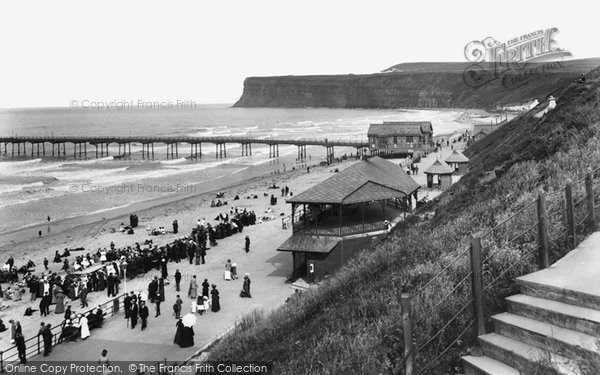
[288,156,420,205]
[424,159,455,175]
[277,235,340,254]
[445,150,470,163]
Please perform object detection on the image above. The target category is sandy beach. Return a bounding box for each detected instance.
[0,157,362,357]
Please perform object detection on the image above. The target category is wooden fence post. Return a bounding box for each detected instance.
[537,190,550,269]
[401,294,414,375]
[565,179,576,248]
[470,237,485,336]
[585,172,596,229]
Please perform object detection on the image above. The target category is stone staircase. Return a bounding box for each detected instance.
[462,233,600,375]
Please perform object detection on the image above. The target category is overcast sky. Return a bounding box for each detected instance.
[0,0,598,108]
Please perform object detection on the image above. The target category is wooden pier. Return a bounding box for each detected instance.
[0,136,369,163]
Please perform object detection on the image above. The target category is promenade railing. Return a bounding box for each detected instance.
[400,167,600,374]
[0,292,127,370]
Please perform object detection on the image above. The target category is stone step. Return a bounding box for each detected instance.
[478,332,580,375]
[492,312,600,365]
[506,294,600,337]
[517,274,600,311]
[462,354,519,375]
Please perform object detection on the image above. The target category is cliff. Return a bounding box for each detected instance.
[234,58,600,109]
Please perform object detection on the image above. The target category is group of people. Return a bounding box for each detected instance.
[1,195,265,360]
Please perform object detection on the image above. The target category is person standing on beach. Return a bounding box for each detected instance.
[139,301,149,330]
[240,274,252,298]
[245,236,250,253]
[188,275,198,299]
[174,269,181,292]
[43,257,49,270]
[130,300,138,329]
[202,279,209,298]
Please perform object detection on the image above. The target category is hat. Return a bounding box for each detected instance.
[244,273,249,278]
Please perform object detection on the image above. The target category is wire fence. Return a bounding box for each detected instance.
[402,169,600,375]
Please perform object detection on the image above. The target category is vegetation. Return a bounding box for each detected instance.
[210,66,600,374]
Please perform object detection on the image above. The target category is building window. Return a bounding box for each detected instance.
[393,137,397,144]
[407,136,413,143]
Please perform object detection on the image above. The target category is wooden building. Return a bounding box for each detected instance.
[277,156,420,280]
[445,150,470,175]
[424,159,454,189]
[367,121,433,157]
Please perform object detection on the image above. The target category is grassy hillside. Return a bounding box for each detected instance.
[211,66,600,374]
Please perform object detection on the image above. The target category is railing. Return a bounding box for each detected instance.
[400,167,600,374]
[0,293,126,370]
[0,135,369,148]
[292,221,388,237]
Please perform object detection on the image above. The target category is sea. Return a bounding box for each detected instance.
[0,105,474,235]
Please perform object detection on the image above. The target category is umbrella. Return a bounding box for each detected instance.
[181,313,197,327]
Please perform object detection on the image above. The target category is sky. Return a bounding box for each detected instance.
[0,0,599,108]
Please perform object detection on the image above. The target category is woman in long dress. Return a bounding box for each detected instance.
[173,319,183,345]
[240,274,252,298]
[79,314,90,340]
[202,279,209,298]
[211,285,220,312]
[179,326,194,348]
[55,291,65,314]
[188,276,198,299]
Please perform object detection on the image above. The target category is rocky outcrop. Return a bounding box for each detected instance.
[234,59,600,109]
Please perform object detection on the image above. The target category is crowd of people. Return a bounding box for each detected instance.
[1,196,263,363]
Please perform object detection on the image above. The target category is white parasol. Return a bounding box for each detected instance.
[181,313,197,327]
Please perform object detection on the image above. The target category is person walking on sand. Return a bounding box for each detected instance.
[188,275,198,299]
[202,278,209,298]
[245,236,250,253]
[174,269,181,292]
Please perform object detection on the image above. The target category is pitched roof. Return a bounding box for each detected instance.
[288,156,420,204]
[424,159,455,175]
[367,121,433,137]
[445,150,470,163]
[277,235,340,254]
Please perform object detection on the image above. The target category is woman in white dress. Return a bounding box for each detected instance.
[79,314,90,340]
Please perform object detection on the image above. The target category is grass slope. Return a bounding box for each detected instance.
[211,66,600,374]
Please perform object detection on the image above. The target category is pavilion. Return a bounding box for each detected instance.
[277,156,420,280]
[424,159,454,189]
[445,150,470,175]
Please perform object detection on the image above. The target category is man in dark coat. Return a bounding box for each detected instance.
[139,301,149,330]
[107,274,114,297]
[172,220,178,234]
[40,323,53,356]
[124,293,132,319]
[39,293,49,317]
[245,236,250,253]
[174,269,182,292]
[130,301,138,329]
[202,279,210,298]
[148,277,158,303]
[15,332,26,364]
[160,258,168,279]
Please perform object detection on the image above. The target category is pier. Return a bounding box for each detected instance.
[0,136,369,163]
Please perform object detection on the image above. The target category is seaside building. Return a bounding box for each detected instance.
[445,150,470,175]
[367,121,433,157]
[424,159,454,189]
[277,156,420,280]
